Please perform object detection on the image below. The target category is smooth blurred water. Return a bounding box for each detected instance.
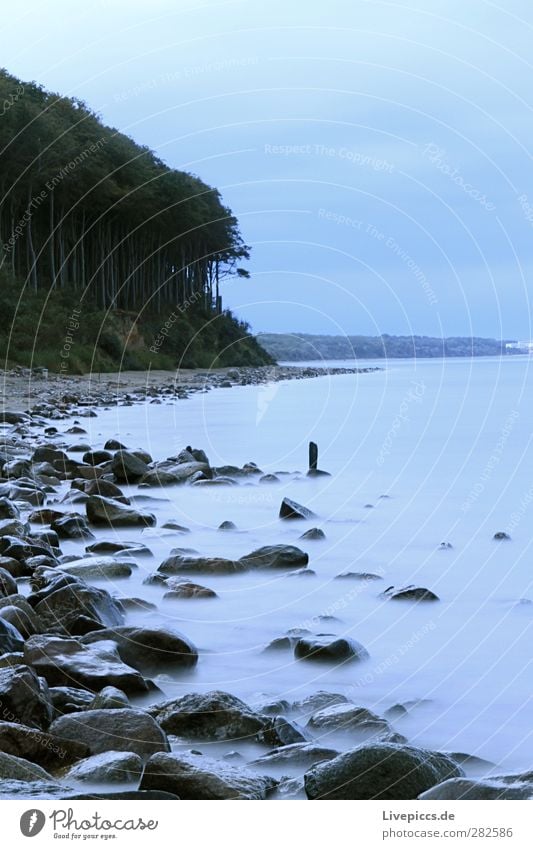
[60,356,533,773]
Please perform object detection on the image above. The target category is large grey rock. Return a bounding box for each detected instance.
[0,617,24,654]
[304,743,463,800]
[240,545,309,570]
[86,495,156,528]
[50,686,95,716]
[81,626,198,673]
[151,691,268,741]
[294,636,369,663]
[420,773,533,800]
[307,703,405,744]
[251,743,340,770]
[66,750,143,784]
[158,555,246,576]
[0,566,17,597]
[0,750,54,782]
[140,459,210,487]
[140,751,276,799]
[112,451,150,483]
[50,709,169,760]
[31,573,124,634]
[51,514,95,540]
[279,497,316,520]
[0,720,90,769]
[0,605,38,638]
[382,585,440,602]
[24,635,149,694]
[0,779,72,799]
[0,665,53,729]
[57,557,133,580]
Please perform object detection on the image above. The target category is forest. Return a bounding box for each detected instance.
[0,68,272,370]
[258,333,521,361]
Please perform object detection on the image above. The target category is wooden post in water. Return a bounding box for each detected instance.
[309,441,318,472]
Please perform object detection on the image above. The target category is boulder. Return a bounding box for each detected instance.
[112,450,150,483]
[57,557,133,581]
[51,514,95,540]
[0,665,53,729]
[279,497,316,520]
[163,580,217,599]
[0,566,17,597]
[304,743,463,800]
[419,773,533,800]
[292,692,349,713]
[382,585,440,602]
[0,498,20,520]
[88,686,130,711]
[66,750,143,784]
[251,743,340,769]
[50,709,169,760]
[86,495,156,527]
[141,461,210,486]
[140,751,276,800]
[82,450,113,466]
[294,636,369,663]
[299,528,326,540]
[0,618,24,654]
[307,703,404,743]
[24,635,149,694]
[151,691,267,741]
[158,555,246,576]
[81,626,198,673]
[0,750,55,782]
[85,479,127,500]
[0,720,89,769]
[240,544,309,570]
[49,686,95,716]
[0,605,38,638]
[31,575,124,634]
[0,779,73,799]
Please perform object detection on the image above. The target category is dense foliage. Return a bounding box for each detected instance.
[0,67,273,370]
[258,333,520,361]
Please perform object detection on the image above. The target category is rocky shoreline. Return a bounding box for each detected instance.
[0,363,380,414]
[0,370,530,801]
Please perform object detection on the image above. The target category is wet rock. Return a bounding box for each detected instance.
[0,750,55,782]
[0,720,90,769]
[24,635,149,694]
[294,636,369,663]
[0,605,38,639]
[140,751,276,800]
[66,750,143,784]
[58,557,133,580]
[141,460,210,486]
[257,716,310,747]
[158,554,246,576]
[50,709,169,760]
[49,686,95,716]
[307,703,404,743]
[304,743,463,800]
[161,521,190,533]
[259,474,280,484]
[419,775,533,800]
[0,499,20,520]
[151,691,268,741]
[86,540,151,556]
[81,626,198,673]
[0,664,53,729]
[83,450,113,466]
[493,531,511,541]
[163,580,217,600]
[251,743,340,769]
[0,411,30,425]
[112,450,150,483]
[0,618,24,654]
[218,520,237,530]
[381,585,440,602]
[85,479,127,500]
[279,497,316,520]
[104,439,127,451]
[51,514,95,540]
[240,544,309,570]
[0,567,17,597]
[299,527,326,541]
[384,699,431,720]
[292,691,350,713]
[439,541,453,550]
[86,495,156,527]
[0,518,29,538]
[0,779,74,799]
[89,686,130,711]
[335,571,383,581]
[30,574,125,634]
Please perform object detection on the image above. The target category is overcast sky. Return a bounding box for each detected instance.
[2,0,533,338]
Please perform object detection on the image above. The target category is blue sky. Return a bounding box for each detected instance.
[3,0,533,338]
